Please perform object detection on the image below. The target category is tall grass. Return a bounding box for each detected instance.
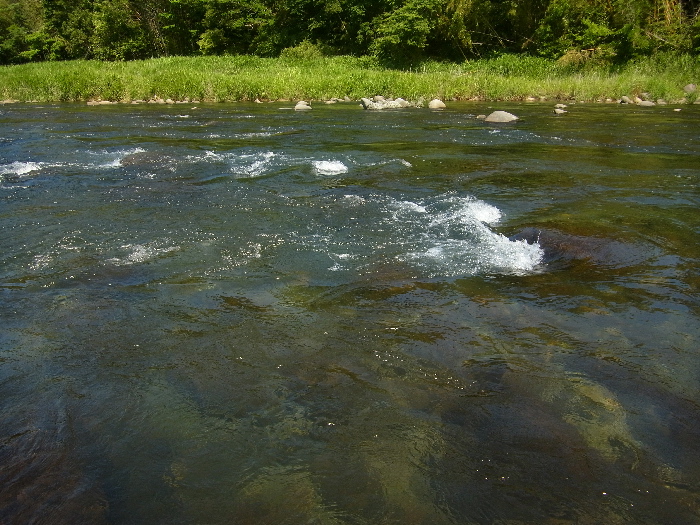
[1,53,698,103]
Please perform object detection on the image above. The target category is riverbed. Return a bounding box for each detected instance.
[1,101,699,524]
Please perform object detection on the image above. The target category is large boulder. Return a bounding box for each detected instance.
[484,110,519,123]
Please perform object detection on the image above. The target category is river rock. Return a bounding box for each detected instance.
[683,83,697,94]
[484,110,519,123]
[295,101,312,110]
[428,99,446,109]
[638,100,655,107]
[510,227,644,268]
[554,108,567,115]
[555,103,568,109]
[620,96,632,104]
[360,97,411,110]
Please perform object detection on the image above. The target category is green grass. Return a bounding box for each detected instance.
[0,53,698,103]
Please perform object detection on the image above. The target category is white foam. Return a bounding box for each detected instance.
[462,200,502,224]
[313,160,348,176]
[107,242,180,266]
[92,147,146,169]
[389,199,427,214]
[342,194,366,206]
[389,194,544,276]
[0,161,42,176]
[233,151,278,178]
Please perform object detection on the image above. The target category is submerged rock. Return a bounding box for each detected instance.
[295,100,312,111]
[554,108,567,115]
[484,110,519,123]
[510,227,650,269]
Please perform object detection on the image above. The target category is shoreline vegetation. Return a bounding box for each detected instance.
[1,53,699,104]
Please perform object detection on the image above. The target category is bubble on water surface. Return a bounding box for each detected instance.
[313,160,348,176]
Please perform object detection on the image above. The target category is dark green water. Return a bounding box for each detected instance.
[1,101,699,524]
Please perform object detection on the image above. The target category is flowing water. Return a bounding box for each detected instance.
[1,101,699,524]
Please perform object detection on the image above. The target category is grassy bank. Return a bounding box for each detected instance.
[1,53,698,103]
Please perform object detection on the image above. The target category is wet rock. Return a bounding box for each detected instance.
[510,227,649,269]
[555,103,568,109]
[476,114,487,120]
[360,97,411,110]
[428,99,446,109]
[295,100,312,111]
[554,108,567,115]
[484,110,519,123]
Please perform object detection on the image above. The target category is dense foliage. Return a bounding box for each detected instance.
[1,0,699,65]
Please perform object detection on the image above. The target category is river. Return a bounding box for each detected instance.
[1,101,699,524]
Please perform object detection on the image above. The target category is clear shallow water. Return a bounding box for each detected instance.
[1,101,699,524]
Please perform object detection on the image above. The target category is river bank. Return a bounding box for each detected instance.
[1,53,698,104]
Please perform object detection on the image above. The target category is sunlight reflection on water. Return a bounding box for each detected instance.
[1,102,699,524]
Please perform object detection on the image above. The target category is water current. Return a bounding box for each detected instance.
[1,101,699,524]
